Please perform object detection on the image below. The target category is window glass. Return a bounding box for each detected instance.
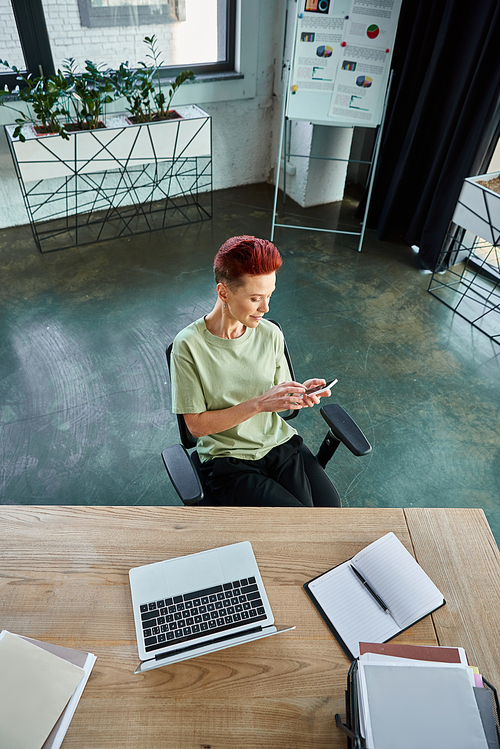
[40,0,221,72]
[0,0,27,72]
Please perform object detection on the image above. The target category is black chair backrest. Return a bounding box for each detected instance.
[166,319,298,450]
[166,341,197,449]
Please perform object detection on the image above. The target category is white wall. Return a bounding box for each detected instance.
[278,120,353,208]
[0,0,287,229]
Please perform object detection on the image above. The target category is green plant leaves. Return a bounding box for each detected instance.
[0,38,195,138]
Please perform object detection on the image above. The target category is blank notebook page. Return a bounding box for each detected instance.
[308,562,399,659]
[352,532,444,629]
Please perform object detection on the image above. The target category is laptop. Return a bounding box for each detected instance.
[129,541,294,673]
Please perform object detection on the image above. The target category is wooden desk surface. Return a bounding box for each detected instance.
[1,507,500,749]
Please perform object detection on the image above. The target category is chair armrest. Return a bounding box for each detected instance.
[161,445,203,505]
[320,404,372,457]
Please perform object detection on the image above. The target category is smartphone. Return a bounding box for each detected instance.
[304,378,338,396]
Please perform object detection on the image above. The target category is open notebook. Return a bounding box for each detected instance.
[304,532,445,660]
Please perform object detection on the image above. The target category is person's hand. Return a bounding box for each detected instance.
[301,378,331,408]
[257,381,307,412]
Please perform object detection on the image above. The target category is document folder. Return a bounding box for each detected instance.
[335,657,500,749]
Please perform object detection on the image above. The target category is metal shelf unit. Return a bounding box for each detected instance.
[5,105,212,253]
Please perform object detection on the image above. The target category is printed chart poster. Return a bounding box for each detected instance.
[327,0,402,125]
[292,11,345,94]
[328,43,390,124]
[287,0,352,123]
[287,0,402,127]
[344,0,400,47]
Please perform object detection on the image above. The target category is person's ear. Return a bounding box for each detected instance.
[217,282,228,305]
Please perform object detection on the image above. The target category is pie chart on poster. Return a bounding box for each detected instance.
[316,45,333,58]
[356,75,373,88]
[366,24,379,39]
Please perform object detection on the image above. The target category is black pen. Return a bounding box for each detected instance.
[350,564,390,613]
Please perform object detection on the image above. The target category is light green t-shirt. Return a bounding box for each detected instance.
[170,317,297,462]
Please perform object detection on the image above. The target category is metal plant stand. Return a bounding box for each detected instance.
[428,172,500,345]
[5,105,212,253]
[428,233,500,345]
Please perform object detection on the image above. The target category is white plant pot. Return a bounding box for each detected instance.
[452,171,500,245]
[5,104,211,183]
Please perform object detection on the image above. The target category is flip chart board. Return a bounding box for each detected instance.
[287,0,402,128]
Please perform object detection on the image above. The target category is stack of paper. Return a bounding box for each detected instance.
[0,630,96,749]
[355,643,499,749]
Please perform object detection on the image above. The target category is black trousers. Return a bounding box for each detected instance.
[200,435,341,507]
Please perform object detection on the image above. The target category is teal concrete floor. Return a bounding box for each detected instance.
[1,184,499,538]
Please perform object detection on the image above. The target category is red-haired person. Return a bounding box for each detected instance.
[170,236,340,507]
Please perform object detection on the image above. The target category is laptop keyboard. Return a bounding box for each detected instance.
[139,577,267,653]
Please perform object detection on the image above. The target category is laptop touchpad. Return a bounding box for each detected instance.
[164,549,225,596]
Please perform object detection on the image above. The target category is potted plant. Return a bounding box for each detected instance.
[54,59,114,132]
[1,45,210,253]
[0,58,114,139]
[1,37,194,139]
[1,58,115,184]
[0,62,68,141]
[110,35,194,124]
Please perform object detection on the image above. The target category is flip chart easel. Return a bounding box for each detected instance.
[271,0,400,251]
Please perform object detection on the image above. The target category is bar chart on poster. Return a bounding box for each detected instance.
[287,0,402,127]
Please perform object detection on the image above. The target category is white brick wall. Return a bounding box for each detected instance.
[0,1,25,71]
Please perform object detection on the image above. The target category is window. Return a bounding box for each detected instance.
[0,0,235,87]
[0,0,54,88]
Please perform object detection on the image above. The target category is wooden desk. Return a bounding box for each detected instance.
[2,507,500,748]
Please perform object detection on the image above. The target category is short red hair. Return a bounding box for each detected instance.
[214,236,282,287]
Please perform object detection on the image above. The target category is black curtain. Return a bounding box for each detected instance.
[367,0,500,271]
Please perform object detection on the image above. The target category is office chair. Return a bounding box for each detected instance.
[161,320,372,505]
